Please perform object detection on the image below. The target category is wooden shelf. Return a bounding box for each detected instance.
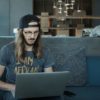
[65,16,100,19]
[49,27,76,30]
[39,15,99,36]
[38,15,100,19]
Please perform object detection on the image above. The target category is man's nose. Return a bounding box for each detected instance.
[31,33,35,37]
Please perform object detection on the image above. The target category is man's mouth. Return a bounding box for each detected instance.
[29,39,35,41]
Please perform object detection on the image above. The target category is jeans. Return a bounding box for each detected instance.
[3,92,62,100]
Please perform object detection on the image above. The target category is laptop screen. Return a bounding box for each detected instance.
[15,71,70,99]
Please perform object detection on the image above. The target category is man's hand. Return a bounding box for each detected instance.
[10,84,16,97]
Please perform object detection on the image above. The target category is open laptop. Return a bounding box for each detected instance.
[15,71,70,99]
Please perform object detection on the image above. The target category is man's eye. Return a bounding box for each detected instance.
[34,31,39,34]
[24,32,28,33]
[25,32,32,34]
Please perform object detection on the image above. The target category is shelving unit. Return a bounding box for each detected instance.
[39,15,100,36]
[38,15,100,19]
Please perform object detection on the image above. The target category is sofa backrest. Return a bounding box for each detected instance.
[0,36,100,86]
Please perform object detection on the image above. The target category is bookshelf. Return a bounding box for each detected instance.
[39,15,100,36]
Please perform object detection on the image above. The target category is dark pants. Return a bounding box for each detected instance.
[3,92,62,100]
[19,96,61,100]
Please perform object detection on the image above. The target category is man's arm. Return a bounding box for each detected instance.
[0,65,15,91]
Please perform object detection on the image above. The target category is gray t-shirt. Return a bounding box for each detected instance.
[0,42,55,84]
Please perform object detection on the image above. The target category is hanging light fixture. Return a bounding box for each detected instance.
[53,0,75,20]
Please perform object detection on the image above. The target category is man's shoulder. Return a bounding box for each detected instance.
[0,41,15,51]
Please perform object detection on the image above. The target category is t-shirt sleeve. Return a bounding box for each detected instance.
[0,46,8,67]
[43,48,55,68]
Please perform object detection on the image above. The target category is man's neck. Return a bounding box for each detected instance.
[25,44,33,51]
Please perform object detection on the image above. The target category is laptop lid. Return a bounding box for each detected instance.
[15,71,70,99]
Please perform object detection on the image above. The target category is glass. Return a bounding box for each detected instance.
[23,31,39,36]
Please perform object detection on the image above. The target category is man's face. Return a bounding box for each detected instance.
[23,26,39,46]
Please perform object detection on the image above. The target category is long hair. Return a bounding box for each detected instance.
[15,27,43,63]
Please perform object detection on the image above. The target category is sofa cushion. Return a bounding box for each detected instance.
[65,48,87,86]
[53,47,87,86]
[65,86,100,100]
[0,37,87,86]
[87,56,100,86]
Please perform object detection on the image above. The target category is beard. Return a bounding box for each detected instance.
[23,37,35,46]
[24,39,34,46]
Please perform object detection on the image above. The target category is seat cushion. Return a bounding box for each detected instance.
[64,86,100,100]
[42,37,87,86]
[61,48,87,86]
[53,47,87,86]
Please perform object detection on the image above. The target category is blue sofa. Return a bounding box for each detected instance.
[0,36,100,100]
[65,56,100,100]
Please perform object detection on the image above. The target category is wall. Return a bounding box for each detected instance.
[92,0,100,26]
[0,0,32,36]
[0,0,100,36]
[10,0,33,35]
[0,0,10,36]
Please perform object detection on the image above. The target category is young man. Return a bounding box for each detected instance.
[0,14,55,100]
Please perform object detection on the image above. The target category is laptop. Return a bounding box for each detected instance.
[15,71,70,99]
